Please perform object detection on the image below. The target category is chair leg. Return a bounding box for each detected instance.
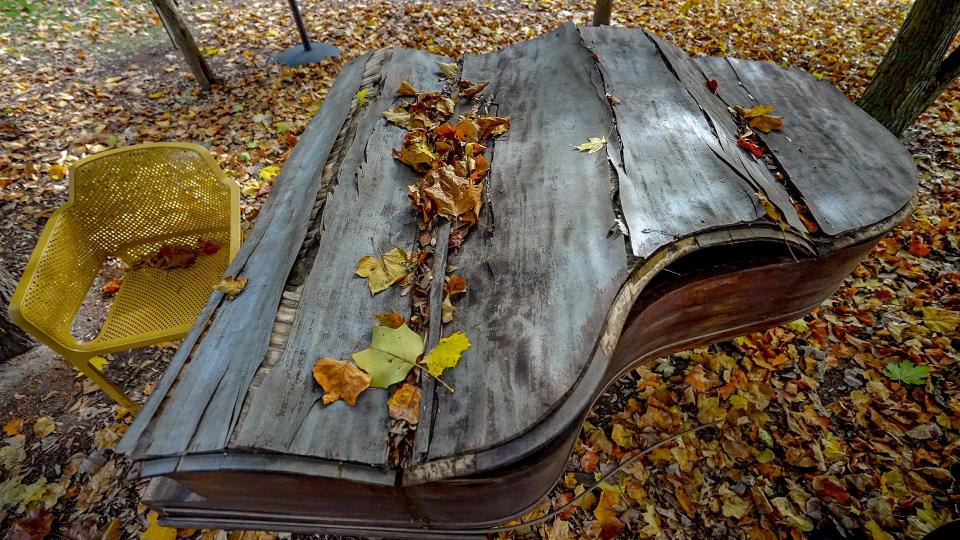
[68,355,140,413]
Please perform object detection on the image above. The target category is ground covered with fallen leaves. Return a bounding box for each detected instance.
[1,0,957,538]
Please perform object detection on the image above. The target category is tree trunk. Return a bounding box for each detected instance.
[152,0,216,92]
[858,0,960,135]
[593,0,612,26]
[1,268,34,362]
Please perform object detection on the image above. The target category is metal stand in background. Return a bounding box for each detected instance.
[277,0,340,66]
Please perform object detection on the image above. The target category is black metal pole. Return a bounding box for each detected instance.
[287,0,312,51]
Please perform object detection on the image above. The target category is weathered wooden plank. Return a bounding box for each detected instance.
[415,24,630,461]
[121,53,371,458]
[229,49,452,463]
[577,26,769,258]
[697,57,917,235]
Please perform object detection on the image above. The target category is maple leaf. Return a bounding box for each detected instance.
[3,418,24,436]
[214,276,248,299]
[414,165,483,220]
[375,311,405,328]
[922,306,959,333]
[387,383,421,424]
[352,323,423,388]
[576,136,607,154]
[749,114,784,133]
[355,247,414,294]
[424,332,470,378]
[883,360,930,385]
[436,61,458,78]
[395,140,439,171]
[312,357,371,405]
[141,511,176,540]
[741,103,776,117]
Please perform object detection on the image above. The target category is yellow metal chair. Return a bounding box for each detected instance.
[8,143,240,412]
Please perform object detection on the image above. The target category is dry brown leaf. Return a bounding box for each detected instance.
[748,114,784,132]
[477,115,510,138]
[412,165,482,221]
[375,311,406,328]
[387,383,422,424]
[398,80,418,96]
[214,276,248,299]
[312,357,371,406]
[3,418,24,436]
[445,274,467,297]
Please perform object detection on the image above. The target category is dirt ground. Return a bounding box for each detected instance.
[1,0,958,539]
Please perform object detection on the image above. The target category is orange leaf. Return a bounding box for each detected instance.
[445,274,467,297]
[312,358,371,406]
[102,278,122,296]
[3,417,23,436]
[387,383,422,424]
[375,311,406,329]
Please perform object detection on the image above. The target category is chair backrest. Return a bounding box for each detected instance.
[68,143,238,263]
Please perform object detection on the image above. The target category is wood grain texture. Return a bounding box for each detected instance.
[697,56,918,235]
[577,26,771,258]
[414,24,630,461]
[228,49,452,464]
[121,53,371,457]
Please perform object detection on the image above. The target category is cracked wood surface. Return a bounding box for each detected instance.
[124,24,916,483]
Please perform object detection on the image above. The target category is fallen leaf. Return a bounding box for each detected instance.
[132,245,198,271]
[352,324,423,388]
[197,239,221,255]
[460,80,489,99]
[214,276,248,299]
[355,87,369,106]
[48,164,66,181]
[922,306,959,333]
[102,277,122,295]
[748,114,784,132]
[576,136,607,154]
[375,311,405,329]
[706,79,719,92]
[3,418,24,436]
[412,165,482,220]
[141,512,176,540]
[259,165,280,182]
[441,295,455,323]
[397,80,418,96]
[383,108,413,127]
[737,136,766,158]
[101,517,122,540]
[11,509,54,540]
[436,61,458,78]
[355,247,414,294]
[771,496,813,532]
[424,332,470,378]
[32,417,55,438]
[477,115,510,138]
[883,360,930,385]
[311,357,371,406]
[741,103,776,117]
[387,383,421,423]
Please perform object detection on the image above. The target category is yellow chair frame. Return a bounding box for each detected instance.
[8,143,240,412]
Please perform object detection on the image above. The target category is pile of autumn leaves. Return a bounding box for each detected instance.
[311,63,510,424]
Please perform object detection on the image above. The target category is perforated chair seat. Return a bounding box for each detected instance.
[8,143,240,411]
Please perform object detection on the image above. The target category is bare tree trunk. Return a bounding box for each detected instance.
[152,0,216,92]
[1,268,34,362]
[593,0,612,26]
[858,0,960,135]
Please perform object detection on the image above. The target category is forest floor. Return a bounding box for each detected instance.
[1,0,958,539]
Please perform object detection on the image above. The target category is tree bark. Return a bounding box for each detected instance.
[593,0,612,26]
[858,0,960,135]
[1,267,34,362]
[152,0,216,92]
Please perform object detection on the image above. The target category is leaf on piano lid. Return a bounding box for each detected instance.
[312,357,371,406]
[436,61,458,79]
[355,247,415,294]
[352,323,423,388]
[375,311,406,329]
[388,383,422,424]
[424,332,471,378]
[576,136,607,154]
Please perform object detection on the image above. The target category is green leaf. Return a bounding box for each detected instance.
[424,332,470,378]
[575,136,607,154]
[883,360,930,385]
[352,324,423,388]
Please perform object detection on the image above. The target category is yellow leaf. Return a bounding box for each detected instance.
[748,114,784,133]
[398,80,418,96]
[89,356,108,371]
[48,164,66,180]
[102,517,123,540]
[576,136,607,154]
[259,165,280,182]
[756,192,788,230]
[424,332,471,378]
[147,92,164,99]
[387,383,422,424]
[104,76,124,84]
[741,103,776,118]
[3,418,24,436]
[241,183,260,197]
[436,61,458,78]
[923,307,959,333]
[312,357,371,406]
[141,512,176,540]
[214,276,248,299]
[356,87,369,107]
[355,247,414,294]
[33,417,55,438]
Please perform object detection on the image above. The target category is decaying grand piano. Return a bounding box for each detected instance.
[120,23,917,537]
